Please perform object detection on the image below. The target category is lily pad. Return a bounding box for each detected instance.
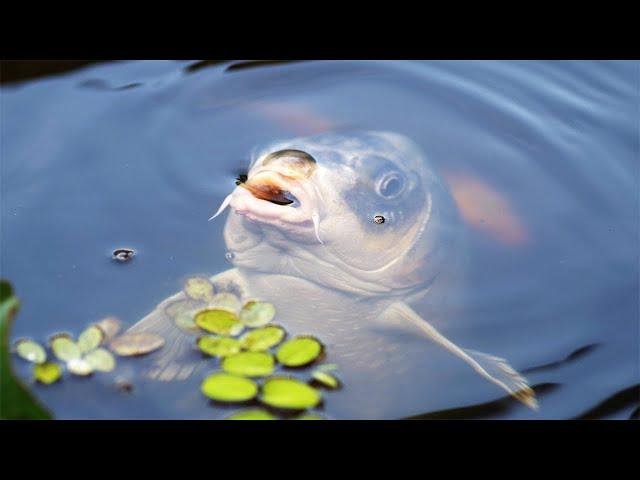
[195,309,244,336]
[260,377,321,410]
[50,334,81,362]
[110,332,165,356]
[184,277,214,302]
[227,409,276,420]
[201,372,258,403]
[85,348,116,372]
[276,336,323,367]
[33,362,62,385]
[311,370,341,389]
[166,299,202,334]
[14,339,46,364]
[197,336,241,358]
[209,293,241,312]
[78,325,103,353]
[239,326,286,352]
[222,351,275,377]
[239,300,275,327]
[67,358,93,376]
[94,317,122,342]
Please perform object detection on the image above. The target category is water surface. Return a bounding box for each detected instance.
[1,60,638,419]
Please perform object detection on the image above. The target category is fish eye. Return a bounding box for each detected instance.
[375,171,406,200]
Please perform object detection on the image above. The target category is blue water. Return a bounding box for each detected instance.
[1,60,638,419]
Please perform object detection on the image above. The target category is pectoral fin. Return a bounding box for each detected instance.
[382,302,537,410]
[125,268,247,382]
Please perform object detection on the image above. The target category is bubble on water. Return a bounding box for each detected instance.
[225,251,235,262]
[112,248,135,262]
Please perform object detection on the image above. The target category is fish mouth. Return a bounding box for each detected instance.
[210,169,324,243]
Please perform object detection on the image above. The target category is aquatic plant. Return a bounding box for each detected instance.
[0,280,52,419]
[186,281,341,420]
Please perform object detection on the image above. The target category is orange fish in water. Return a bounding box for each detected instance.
[443,172,528,246]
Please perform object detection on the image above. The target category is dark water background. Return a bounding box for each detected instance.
[1,60,638,419]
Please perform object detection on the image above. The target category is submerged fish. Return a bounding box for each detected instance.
[128,130,535,418]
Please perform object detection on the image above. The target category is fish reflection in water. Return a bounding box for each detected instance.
[128,130,536,419]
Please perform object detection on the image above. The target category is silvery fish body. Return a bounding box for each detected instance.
[129,131,535,419]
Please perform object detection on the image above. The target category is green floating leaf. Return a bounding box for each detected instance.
[50,334,81,362]
[201,372,258,403]
[78,325,103,354]
[166,299,202,334]
[110,332,165,356]
[239,300,276,327]
[195,309,244,336]
[67,358,93,376]
[209,293,241,312]
[276,336,323,367]
[184,277,214,302]
[311,370,341,389]
[94,317,122,343]
[85,348,116,372]
[222,351,275,377]
[197,336,241,358]
[33,362,62,385]
[226,409,276,420]
[14,339,46,364]
[260,377,321,410]
[240,326,286,352]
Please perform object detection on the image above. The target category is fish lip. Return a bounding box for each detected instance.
[229,170,316,227]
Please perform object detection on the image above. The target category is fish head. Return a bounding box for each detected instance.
[217,131,461,298]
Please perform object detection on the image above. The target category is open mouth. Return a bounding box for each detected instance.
[210,169,323,243]
[237,176,299,207]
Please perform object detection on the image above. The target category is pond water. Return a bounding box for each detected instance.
[1,60,638,419]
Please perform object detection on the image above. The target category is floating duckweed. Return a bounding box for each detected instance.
[239,326,286,352]
[184,277,215,302]
[110,332,165,356]
[227,409,276,420]
[15,339,46,364]
[201,373,258,402]
[239,300,276,327]
[94,317,122,342]
[165,299,202,333]
[210,293,241,312]
[197,336,241,358]
[311,370,340,389]
[174,315,200,334]
[50,334,81,362]
[84,348,116,372]
[195,309,244,336]
[78,325,103,353]
[166,298,201,317]
[222,351,275,377]
[33,362,62,384]
[276,336,323,367]
[260,377,321,410]
[67,358,93,376]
